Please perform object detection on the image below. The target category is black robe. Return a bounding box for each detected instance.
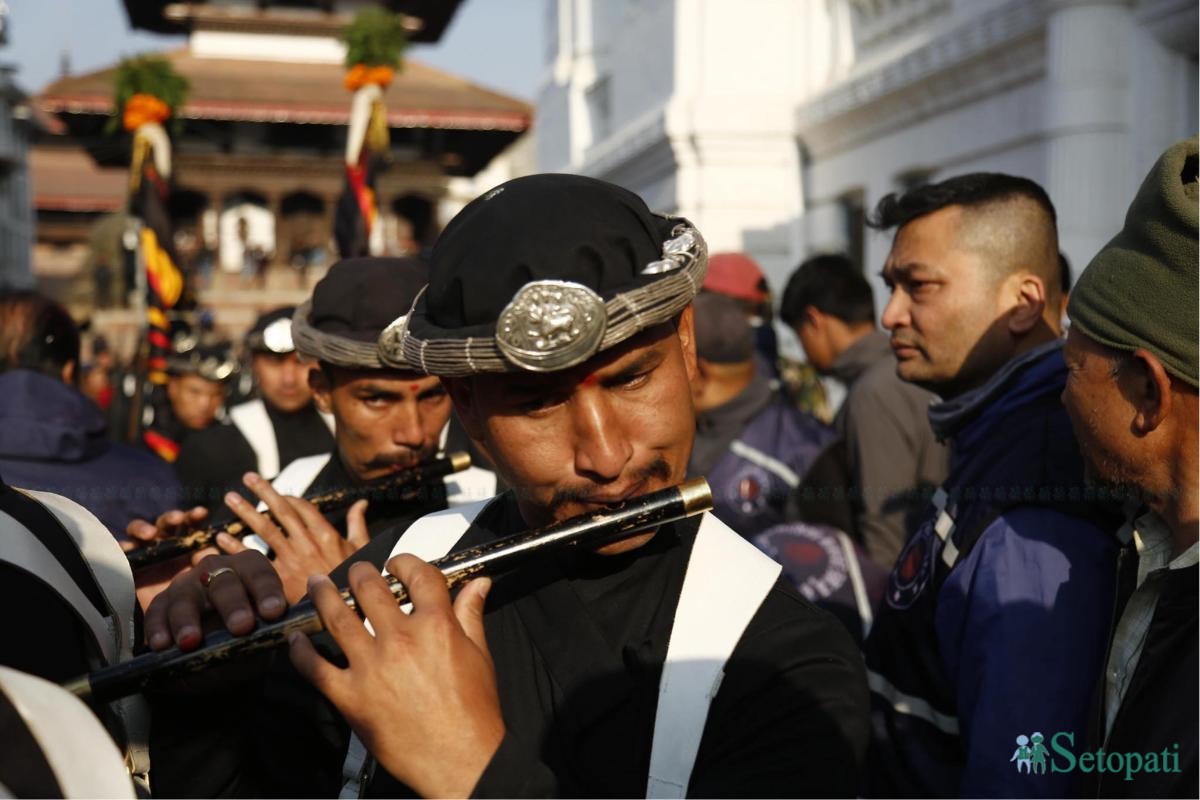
[149,492,869,798]
[174,402,334,512]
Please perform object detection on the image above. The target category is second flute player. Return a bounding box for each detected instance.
[125,257,497,606]
[146,175,869,798]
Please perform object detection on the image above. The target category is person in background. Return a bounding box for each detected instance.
[693,277,889,647]
[0,290,180,536]
[174,306,334,511]
[702,251,780,379]
[1061,136,1198,799]
[860,173,1121,798]
[127,258,496,606]
[689,291,833,537]
[781,254,947,568]
[142,339,236,464]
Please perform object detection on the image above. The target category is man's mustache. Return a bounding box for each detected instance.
[362,451,425,471]
[548,457,673,507]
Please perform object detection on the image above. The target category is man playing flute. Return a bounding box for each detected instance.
[146,174,869,798]
[127,257,495,605]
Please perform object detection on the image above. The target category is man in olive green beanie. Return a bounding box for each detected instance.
[1061,136,1198,799]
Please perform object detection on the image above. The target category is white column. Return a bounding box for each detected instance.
[1042,0,1134,279]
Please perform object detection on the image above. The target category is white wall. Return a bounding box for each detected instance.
[796,0,1198,316]
[537,0,1199,317]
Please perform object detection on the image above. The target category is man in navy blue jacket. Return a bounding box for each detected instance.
[860,174,1120,798]
[0,291,181,538]
[688,291,833,536]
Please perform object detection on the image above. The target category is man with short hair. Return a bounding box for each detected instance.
[146,175,869,799]
[781,254,947,567]
[1061,137,1198,799]
[174,306,334,511]
[861,173,1120,798]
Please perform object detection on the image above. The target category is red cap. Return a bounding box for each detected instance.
[703,252,769,304]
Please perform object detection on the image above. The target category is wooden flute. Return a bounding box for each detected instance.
[67,477,712,703]
[126,452,473,571]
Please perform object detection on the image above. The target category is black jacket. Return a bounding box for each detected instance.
[1082,558,1197,798]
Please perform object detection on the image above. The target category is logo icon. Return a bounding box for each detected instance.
[886,527,936,609]
[1011,732,1049,774]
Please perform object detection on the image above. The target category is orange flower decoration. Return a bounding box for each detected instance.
[344,64,395,92]
[122,93,171,132]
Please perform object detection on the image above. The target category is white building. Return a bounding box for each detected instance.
[537,0,1198,312]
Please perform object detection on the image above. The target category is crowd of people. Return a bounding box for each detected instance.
[0,136,1195,799]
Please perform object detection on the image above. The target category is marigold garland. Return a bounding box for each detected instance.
[343,64,396,92]
[109,55,189,135]
[342,7,407,92]
[122,93,171,132]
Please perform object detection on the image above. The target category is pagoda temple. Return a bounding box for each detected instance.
[32,0,532,342]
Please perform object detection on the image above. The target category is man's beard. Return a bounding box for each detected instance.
[1082,457,1152,506]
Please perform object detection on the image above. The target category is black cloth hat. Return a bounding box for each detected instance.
[381,174,708,374]
[246,305,297,354]
[293,257,429,369]
[167,341,237,382]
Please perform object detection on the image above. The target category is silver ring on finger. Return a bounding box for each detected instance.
[199,566,236,589]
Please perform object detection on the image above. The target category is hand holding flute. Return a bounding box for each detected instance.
[121,473,362,611]
[125,453,471,572]
[218,472,371,604]
[72,478,711,800]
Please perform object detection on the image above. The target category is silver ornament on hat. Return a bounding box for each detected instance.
[260,317,294,354]
[642,225,701,275]
[378,312,410,363]
[495,280,607,372]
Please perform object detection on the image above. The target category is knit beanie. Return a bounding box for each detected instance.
[1068,136,1198,387]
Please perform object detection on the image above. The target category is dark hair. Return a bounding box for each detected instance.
[0,290,81,380]
[867,172,1057,232]
[780,254,875,327]
[1058,251,1071,295]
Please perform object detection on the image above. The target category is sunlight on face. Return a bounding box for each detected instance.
[450,312,699,532]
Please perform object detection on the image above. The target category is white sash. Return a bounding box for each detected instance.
[338,498,494,799]
[646,514,780,798]
[0,490,151,781]
[229,399,280,480]
[0,667,134,799]
[338,507,780,800]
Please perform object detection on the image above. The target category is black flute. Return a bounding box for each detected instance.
[67,478,712,703]
[126,452,473,571]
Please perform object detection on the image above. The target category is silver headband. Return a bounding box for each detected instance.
[291,299,403,370]
[379,221,708,375]
[246,317,295,354]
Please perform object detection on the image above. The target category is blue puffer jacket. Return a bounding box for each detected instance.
[862,341,1120,799]
[705,394,833,538]
[0,370,181,538]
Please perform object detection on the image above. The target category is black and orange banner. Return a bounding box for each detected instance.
[129,145,185,386]
[335,152,380,258]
